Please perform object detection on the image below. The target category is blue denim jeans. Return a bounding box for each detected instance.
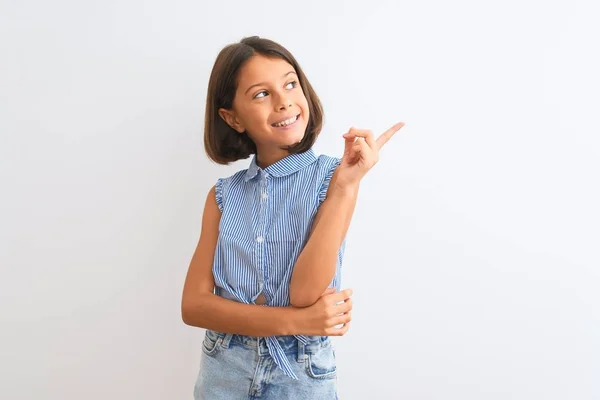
[194,330,338,399]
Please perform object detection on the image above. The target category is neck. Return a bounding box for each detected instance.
[255,147,291,169]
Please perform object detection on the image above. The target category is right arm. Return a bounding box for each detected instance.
[180,186,352,337]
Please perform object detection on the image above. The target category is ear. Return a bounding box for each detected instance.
[218,108,245,133]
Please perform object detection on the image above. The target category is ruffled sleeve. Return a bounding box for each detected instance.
[318,157,341,205]
[215,178,225,212]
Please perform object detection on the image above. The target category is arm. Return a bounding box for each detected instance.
[289,121,405,307]
[181,185,304,336]
[289,168,360,307]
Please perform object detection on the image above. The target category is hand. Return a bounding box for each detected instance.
[336,122,405,188]
[298,287,353,336]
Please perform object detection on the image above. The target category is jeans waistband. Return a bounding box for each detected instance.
[210,331,331,357]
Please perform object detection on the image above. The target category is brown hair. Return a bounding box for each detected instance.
[204,36,324,164]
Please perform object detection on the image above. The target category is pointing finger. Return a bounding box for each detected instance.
[376,122,405,148]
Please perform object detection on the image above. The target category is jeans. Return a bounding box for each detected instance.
[194,330,338,399]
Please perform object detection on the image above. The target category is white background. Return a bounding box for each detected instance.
[1,0,598,398]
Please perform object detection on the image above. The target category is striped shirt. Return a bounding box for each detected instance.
[212,148,346,379]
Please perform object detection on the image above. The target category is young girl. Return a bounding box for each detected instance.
[181,36,404,399]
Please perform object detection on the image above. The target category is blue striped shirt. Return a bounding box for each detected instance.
[212,148,346,379]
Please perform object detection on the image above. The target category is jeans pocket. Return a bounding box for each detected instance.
[201,330,222,357]
[305,343,337,379]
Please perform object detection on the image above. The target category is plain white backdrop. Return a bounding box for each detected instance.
[1,0,598,399]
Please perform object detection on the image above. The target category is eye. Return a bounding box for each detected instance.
[253,81,298,99]
[254,90,267,99]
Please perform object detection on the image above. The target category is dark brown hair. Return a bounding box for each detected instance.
[204,36,324,164]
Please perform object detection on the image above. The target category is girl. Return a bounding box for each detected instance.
[181,36,404,399]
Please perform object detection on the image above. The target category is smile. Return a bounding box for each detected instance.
[272,114,300,128]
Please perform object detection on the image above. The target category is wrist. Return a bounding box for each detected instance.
[331,181,360,198]
[282,306,305,335]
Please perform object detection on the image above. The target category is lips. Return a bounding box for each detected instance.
[271,114,300,127]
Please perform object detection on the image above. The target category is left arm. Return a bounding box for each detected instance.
[289,169,359,307]
[289,122,405,308]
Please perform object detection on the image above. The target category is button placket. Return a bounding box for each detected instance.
[261,175,270,284]
[255,172,269,296]
[257,173,268,243]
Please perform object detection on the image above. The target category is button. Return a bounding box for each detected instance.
[261,192,268,200]
[256,236,264,243]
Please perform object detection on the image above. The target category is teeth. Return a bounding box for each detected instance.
[274,115,298,127]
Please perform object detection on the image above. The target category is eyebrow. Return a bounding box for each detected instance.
[244,71,297,95]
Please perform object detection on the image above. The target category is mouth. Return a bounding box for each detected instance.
[271,114,300,128]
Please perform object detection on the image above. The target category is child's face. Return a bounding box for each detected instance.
[219,54,310,162]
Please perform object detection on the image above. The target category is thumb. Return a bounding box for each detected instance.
[342,135,354,160]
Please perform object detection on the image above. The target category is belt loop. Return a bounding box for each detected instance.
[296,339,306,363]
[221,333,233,349]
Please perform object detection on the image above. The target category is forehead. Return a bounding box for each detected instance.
[237,55,295,86]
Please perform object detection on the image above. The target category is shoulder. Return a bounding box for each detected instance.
[315,153,342,173]
[316,153,341,166]
[214,169,248,212]
[313,153,341,204]
[215,168,250,193]
[314,154,342,184]
[217,169,247,185]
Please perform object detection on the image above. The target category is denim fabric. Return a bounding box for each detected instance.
[194,330,338,399]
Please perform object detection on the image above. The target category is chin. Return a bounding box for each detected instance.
[273,129,305,144]
[286,133,307,146]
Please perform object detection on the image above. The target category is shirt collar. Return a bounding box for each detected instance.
[244,148,317,181]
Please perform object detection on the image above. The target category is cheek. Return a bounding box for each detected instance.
[297,94,309,114]
[301,98,310,120]
[245,106,269,126]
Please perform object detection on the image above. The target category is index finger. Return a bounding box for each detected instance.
[376,122,405,148]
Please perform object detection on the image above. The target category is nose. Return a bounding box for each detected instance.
[274,93,292,110]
